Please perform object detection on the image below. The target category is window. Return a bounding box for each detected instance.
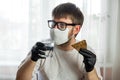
[0,0,29,79]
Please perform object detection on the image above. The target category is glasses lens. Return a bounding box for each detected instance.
[57,23,66,31]
[48,21,55,29]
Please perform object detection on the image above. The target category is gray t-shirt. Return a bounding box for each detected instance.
[19,45,102,80]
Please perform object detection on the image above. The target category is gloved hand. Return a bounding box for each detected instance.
[79,48,96,72]
[31,42,47,62]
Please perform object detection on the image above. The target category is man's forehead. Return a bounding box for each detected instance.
[53,17,72,23]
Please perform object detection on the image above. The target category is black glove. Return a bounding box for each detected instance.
[31,42,49,62]
[79,48,96,72]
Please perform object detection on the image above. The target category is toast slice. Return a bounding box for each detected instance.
[72,40,87,51]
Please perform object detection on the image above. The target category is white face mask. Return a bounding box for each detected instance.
[50,28,72,45]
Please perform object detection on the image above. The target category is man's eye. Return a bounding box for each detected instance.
[58,23,66,28]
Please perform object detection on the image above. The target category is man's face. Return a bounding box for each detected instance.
[49,17,81,45]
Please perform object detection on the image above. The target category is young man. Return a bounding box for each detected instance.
[16,3,102,80]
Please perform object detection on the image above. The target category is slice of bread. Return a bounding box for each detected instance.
[72,40,87,51]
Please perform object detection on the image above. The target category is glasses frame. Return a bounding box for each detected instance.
[48,20,78,31]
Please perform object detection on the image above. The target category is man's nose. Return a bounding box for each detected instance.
[53,24,58,29]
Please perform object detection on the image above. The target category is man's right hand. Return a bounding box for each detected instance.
[31,42,47,62]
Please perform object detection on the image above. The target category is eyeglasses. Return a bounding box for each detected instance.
[48,20,78,31]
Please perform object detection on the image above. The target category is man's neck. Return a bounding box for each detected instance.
[57,38,76,51]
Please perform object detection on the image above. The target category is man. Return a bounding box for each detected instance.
[16,2,102,80]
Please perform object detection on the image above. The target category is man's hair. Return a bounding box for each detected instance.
[52,2,84,26]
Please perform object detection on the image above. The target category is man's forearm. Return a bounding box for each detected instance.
[16,58,36,80]
[87,68,100,80]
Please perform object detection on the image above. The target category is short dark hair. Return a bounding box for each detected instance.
[52,2,84,26]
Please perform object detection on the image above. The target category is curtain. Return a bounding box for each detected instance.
[0,0,29,79]
[112,0,120,79]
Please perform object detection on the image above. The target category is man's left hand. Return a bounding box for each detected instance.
[79,48,96,72]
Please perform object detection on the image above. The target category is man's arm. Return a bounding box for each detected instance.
[16,58,36,80]
[16,42,47,80]
[87,68,100,80]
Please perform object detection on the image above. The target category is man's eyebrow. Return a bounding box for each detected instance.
[55,21,72,24]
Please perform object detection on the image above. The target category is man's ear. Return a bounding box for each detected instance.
[73,25,81,35]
